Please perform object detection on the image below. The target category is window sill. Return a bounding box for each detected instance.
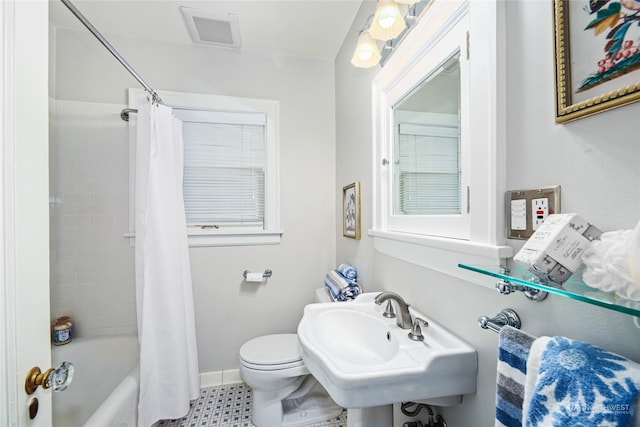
[123,229,283,248]
[368,229,513,288]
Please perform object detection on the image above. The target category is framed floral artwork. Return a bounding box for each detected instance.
[342,182,361,240]
[554,0,640,123]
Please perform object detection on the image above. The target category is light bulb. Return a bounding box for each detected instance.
[359,46,374,61]
[369,1,406,41]
[378,3,399,28]
[351,31,381,68]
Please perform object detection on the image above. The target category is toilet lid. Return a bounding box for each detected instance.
[239,334,302,366]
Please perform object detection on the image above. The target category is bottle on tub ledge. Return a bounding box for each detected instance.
[52,316,73,345]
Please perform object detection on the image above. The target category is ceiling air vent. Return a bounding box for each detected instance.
[180,7,242,49]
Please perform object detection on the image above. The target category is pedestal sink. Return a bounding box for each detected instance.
[297,293,477,426]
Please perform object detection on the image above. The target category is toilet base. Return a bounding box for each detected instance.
[252,378,343,427]
[281,383,343,426]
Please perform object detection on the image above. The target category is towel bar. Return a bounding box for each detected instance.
[478,308,521,333]
[243,269,272,279]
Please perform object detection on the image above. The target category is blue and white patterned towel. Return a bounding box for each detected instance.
[324,269,360,302]
[523,335,640,426]
[336,263,358,280]
[495,326,536,427]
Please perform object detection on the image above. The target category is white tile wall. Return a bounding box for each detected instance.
[49,99,136,338]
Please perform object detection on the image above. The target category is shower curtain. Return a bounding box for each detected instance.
[135,101,200,426]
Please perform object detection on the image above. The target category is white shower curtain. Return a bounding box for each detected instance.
[135,101,200,426]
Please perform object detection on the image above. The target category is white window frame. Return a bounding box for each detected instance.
[127,89,282,247]
[370,0,512,286]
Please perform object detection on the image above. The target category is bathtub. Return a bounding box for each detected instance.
[52,334,139,427]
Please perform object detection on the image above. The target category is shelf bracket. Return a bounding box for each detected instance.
[495,268,548,302]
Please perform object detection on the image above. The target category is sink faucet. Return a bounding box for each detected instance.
[374,291,412,329]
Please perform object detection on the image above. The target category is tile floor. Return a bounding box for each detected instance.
[158,382,348,427]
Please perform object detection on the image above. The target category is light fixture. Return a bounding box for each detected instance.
[351,30,382,68]
[394,0,419,4]
[369,1,406,41]
[350,0,427,69]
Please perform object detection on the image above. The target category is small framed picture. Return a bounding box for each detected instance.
[342,182,361,240]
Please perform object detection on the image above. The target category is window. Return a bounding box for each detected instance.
[395,121,461,216]
[178,110,265,226]
[128,89,281,247]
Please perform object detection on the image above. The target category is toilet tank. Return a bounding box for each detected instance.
[314,287,333,303]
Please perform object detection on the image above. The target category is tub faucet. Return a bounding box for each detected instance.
[374,291,412,329]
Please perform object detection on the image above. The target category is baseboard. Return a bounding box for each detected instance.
[200,369,242,388]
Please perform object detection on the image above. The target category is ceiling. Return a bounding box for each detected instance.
[49,0,365,61]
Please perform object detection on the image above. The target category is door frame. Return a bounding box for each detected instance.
[1,0,52,425]
[1,0,19,422]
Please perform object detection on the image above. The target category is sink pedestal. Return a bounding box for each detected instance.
[347,406,392,427]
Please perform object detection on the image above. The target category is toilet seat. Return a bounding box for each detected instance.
[241,359,305,371]
[239,334,304,371]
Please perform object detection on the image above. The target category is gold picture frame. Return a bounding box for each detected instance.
[554,0,640,123]
[342,182,361,240]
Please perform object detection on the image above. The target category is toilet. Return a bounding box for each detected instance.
[239,288,343,427]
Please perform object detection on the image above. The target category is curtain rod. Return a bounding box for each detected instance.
[60,0,163,110]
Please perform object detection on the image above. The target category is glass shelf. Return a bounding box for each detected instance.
[458,263,640,317]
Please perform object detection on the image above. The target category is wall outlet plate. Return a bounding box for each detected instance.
[506,185,561,239]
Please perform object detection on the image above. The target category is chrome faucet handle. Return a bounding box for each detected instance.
[408,317,429,341]
[382,301,396,318]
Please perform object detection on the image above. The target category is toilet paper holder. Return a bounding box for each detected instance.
[243,269,273,279]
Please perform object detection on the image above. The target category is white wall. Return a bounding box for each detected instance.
[50,28,336,371]
[336,1,640,426]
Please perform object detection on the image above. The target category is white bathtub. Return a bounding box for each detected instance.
[52,334,139,427]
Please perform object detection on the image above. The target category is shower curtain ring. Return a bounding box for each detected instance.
[148,91,163,107]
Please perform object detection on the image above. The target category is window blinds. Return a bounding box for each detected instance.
[395,123,460,215]
[175,109,266,227]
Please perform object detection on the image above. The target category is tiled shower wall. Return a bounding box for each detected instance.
[49,99,137,337]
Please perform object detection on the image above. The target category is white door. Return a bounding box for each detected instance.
[1,1,53,425]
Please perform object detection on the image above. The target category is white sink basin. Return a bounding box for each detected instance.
[297,293,477,409]
[313,308,399,366]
